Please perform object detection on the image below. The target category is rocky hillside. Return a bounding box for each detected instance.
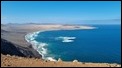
[1,38,25,57]
[1,38,41,58]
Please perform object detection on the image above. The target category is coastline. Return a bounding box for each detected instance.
[24,25,97,61]
[1,24,121,67]
[2,24,96,59]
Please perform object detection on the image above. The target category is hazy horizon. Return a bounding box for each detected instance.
[1,1,121,25]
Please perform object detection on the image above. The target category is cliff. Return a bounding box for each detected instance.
[1,38,41,58]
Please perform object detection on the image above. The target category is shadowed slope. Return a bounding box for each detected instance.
[1,38,25,57]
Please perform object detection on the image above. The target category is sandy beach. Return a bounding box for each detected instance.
[1,24,95,48]
[1,24,121,67]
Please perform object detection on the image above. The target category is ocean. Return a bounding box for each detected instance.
[25,25,121,64]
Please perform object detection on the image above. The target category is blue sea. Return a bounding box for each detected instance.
[25,25,121,64]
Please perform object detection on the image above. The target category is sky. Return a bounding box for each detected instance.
[1,1,121,24]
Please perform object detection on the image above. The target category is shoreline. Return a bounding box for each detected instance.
[1,24,121,67]
[24,25,97,61]
[24,26,120,64]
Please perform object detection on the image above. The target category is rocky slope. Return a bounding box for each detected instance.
[1,54,121,67]
[1,38,41,58]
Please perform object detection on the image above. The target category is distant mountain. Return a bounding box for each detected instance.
[25,23,60,25]
[1,24,5,26]
[1,29,8,33]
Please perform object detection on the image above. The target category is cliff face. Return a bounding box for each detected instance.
[1,38,41,58]
[1,38,25,57]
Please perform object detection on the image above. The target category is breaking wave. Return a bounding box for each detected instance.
[56,36,76,43]
[25,31,57,61]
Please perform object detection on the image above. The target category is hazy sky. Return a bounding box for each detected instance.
[1,1,121,24]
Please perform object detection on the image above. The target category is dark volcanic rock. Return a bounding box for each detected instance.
[1,38,25,57]
[1,38,42,58]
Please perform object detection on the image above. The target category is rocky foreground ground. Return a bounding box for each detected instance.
[1,54,121,67]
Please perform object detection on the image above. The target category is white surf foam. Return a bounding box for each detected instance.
[56,36,76,43]
[62,39,74,42]
[25,31,57,61]
[46,57,57,61]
